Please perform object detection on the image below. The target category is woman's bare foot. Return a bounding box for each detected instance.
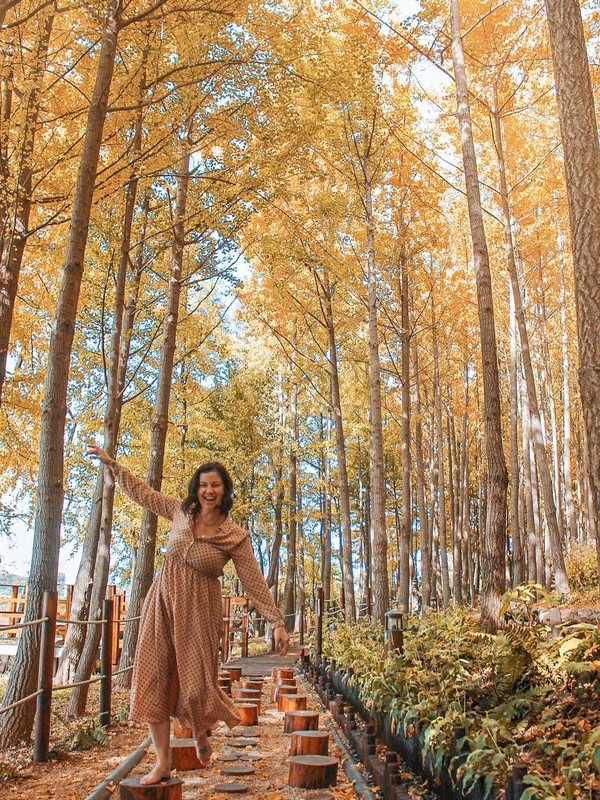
[194,731,212,766]
[139,762,170,785]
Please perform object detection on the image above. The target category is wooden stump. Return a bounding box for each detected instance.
[169,739,204,770]
[235,703,259,726]
[279,668,294,680]
[213,782,248,793]
[234,687,261,702]
[221,666,242,681]
[284,710,319,733]
[279,676,296,686]
[173,720,192,739]
[278,693,307,712]
[288,755,338,789]
[273,683,296,702]
[290,730,329,756]
[240,679,263,691]
[119,776,183,800]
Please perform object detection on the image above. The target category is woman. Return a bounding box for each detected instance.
[87,446,290,785]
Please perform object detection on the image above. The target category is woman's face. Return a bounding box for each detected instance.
[197,470,225,513]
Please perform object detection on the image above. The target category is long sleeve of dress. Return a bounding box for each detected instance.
[112,463,180,521]
[231,534,285,628]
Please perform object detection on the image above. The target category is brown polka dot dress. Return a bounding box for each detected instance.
[113,464,285,734]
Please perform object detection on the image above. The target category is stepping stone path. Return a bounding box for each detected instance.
[123,654,349,799]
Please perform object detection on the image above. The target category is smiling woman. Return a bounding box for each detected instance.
[86,445,290,786]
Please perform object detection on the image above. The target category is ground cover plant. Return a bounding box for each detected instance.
[323,585,600,799]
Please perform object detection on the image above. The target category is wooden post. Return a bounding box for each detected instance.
[222,597,231,663]
[279,694,307,712]
[33,590,58,763]
[100,598,114,729]
[315,587,324,660]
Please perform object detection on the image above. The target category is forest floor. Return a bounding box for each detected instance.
[0,645,430,800]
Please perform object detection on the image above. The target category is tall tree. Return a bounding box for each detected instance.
[544,0,600,578]
[450,0,508,631]
[0,0,124,746]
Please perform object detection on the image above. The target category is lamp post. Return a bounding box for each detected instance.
[384,609,405,654]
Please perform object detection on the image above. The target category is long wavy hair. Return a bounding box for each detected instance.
[181,462,234,518]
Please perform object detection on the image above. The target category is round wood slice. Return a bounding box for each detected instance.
[288,755,338,789]
[221,764,256,776]
[229,737,259,748]
[213,782,248,793]
[225,728,260,738]
[290,730,329,756]
[284,710,319,733]
[169,739,203,771]
[238,753,263,761]
[217,754,242,762]
[234,703,258,726]
[278,693,307,712]
[119,776,183,800]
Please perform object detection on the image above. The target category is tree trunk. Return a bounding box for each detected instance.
[432,312,451,606]
[412,336,431,612]
[320,269,355,621]
[558,243,578,544]
[0,0,122,748]
[398,254,411,612]
[544,0,600,580]
[320,414,332,602]
[55,68,148,684]
[283,376,298,630]
[450,0,508,632]
[491,95,569,593]
[363,152,389,621]
[0,7,54,401]
[507,285,524,585]
[117,142,190,684]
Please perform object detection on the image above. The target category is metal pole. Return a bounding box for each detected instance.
[33,590,58,763]
[100,598,114,729]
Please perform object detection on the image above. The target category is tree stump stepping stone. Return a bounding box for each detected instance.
[290,730,329,756]
[225,728,260,738]
[213,782,248,793]
[237,753,264,761]
[278,693,307,712]
[240,679,263,691]
[221,764,256,776]
[288,755,338,789]
[172,720,192,739]
[229,737,259,748]
[273,683,296,702]
[279,668,294,679]
[169,738,204,770]
[234,703,259,726]
[217,754,242,762]
[284,710,319,733]
[221,667,242,681]
[119,776,183,800]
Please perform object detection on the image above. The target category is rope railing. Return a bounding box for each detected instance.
[0,618,48,633]
[0,689,43,714]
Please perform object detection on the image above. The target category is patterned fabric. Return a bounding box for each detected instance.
[113,463,284,734]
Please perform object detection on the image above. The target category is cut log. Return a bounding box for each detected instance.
[279,668,294,680]
[234,703,259,726]
[221,667,242,682]
[273,684,296,702]
[283,710,319,733]
[173,720,192,739]
[279,676,297,686]
[288,755,338,789]
[278,693,307,712]
[119,776,183,800]
[240,679,263,691]
[220,765,256,776]
[290,730,329,756]
[169,738,204,771]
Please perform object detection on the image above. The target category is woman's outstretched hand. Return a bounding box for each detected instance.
[87,444,113,465]
[274,625,290,657]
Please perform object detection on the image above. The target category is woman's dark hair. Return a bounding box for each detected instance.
[182,462,234,517]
